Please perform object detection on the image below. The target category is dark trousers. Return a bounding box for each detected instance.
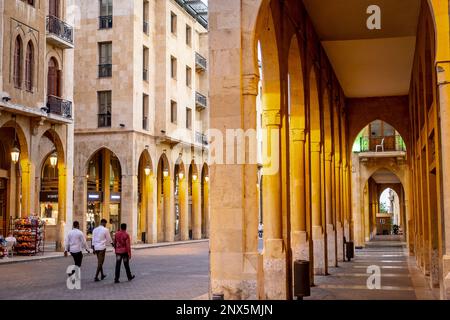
[71,252,83,268]
[95,249,106,278]
[115,253,132,281]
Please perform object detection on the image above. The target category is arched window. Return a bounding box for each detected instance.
[47,57,61,97]
[25,41,34,91]
[13,36,23,88]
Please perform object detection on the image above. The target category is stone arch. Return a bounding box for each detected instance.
[37,129,66,170]
[322,88,332,154]
[288,33,305,130]
[309,68,321,143]
[0,120,29,162]
[84,146,124,175]
[362,167,407,192]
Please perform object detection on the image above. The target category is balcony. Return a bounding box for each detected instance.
[143,21,149,34]
[99,64,112,78]
[46,15,74,49]
[195,92,207,111]
[195,52,207,72]
[143,68,148,81]
[195,132,208,146]
[357,135,407,160]
[98,113,111,128]
[99,16,113,29]
[46,95,72,119]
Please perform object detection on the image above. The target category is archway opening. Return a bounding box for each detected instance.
[352,120,406,153]
[137,150,153,243]
[86,148,122,237]
[157,153,171,242]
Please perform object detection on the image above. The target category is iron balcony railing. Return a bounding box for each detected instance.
[195,52,207,71]
[99,64,112,78]
[46,15,74,45]
[99,15,113,29]
[195,132,208,146]
[98,113,111,128]
[143,68,148,81]
[143,21,149,34]
[46,95,72,119]
[195,92,207,110]
[358,135,406,152]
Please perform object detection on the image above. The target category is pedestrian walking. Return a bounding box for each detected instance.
[92,219,113,282]
[114,223,135,283]
[64,221,90,269]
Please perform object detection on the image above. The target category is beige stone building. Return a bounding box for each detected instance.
[0,0,74,249]
[73,0,209,244]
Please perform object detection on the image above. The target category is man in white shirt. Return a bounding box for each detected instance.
[92,219,113,281]
[64,221,90,268]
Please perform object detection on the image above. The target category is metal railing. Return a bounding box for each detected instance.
[195,132,208,146]
[195,92,207,110]
[195,52,207,71]
[358,135,406,152]
[46,95,72,119]
[99,15,113,29]
[143,21,149,34]
[98,113,111,128]
[143,68,148,81]
[46,15,74,44]
[99,64,112,78]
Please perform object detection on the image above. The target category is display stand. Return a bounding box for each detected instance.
[13,217,45,256]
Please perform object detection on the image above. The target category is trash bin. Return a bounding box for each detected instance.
[346,241,354,261]
[141,232,146,244]
[294,260,311,299]
[212,293,224,300]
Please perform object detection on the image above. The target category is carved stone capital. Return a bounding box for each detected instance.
[242,74,260,96]
[291,128,305,142]
[263,110,281,127]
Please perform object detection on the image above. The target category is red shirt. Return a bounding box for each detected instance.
[114,230,131,257]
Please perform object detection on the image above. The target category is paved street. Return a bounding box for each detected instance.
[0,242,209,300]
[306,238,438,300]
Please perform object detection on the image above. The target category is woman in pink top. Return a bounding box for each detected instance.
[114,223,135,283]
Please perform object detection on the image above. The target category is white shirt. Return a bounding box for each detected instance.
[92,225,112,251]
[5,236,17,245]
[65,229,88,253]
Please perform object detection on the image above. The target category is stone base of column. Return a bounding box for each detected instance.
[431,248,440,288]
[312,226,326,275]
[337,222,344,263]
[263,239,287,299]
[442,255,450,300]
[291,230,309,262]
[55,220,66,252]
[327,224,337,267]
[211,279,257,300]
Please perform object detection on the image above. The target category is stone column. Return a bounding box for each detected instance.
[146,175,157,244]
[336,163,344,262]
[311,141,325,275]
[163,175,175,242]
[102,150,111,222]
[290,129,308,262]
[325,153,335,267]
[262,109,287,299]
[56,166,66,251]
[437,61,450,298]
[73,175,87,235]
[20,160,31,216]
[121,174,138,243]
[192,178,202,240]
[203,179,210,239]
[179,176,189,241]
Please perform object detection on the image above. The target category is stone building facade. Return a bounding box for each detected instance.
[73,0,209,244]
[209,0,450,300]
[0,0,75,249]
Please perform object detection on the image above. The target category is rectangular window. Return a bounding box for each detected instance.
[171,12,177,35]
[99,0,113,29]
[98,91,112,128]
[171,100,177,124]
[99,42,112,77]
[186,108,192,129]
[171,56,177,79]
[143,0,150,34]
[186,66,192,87]
[143,46,149,81]
[143,94,149,130]
[186,25,192,46]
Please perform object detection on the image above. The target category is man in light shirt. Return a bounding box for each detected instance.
[92,219,113,282]
[64,221,90,268]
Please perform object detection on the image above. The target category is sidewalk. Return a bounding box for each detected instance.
[0,239,209,265]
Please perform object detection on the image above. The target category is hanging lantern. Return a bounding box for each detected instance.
[178,172,184,180]
[204,176,209,182]
[163,168,169,177]
[144,165,151,176]
[11,146,20,164]
[50,152,58,167]
[192,173,198,181]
